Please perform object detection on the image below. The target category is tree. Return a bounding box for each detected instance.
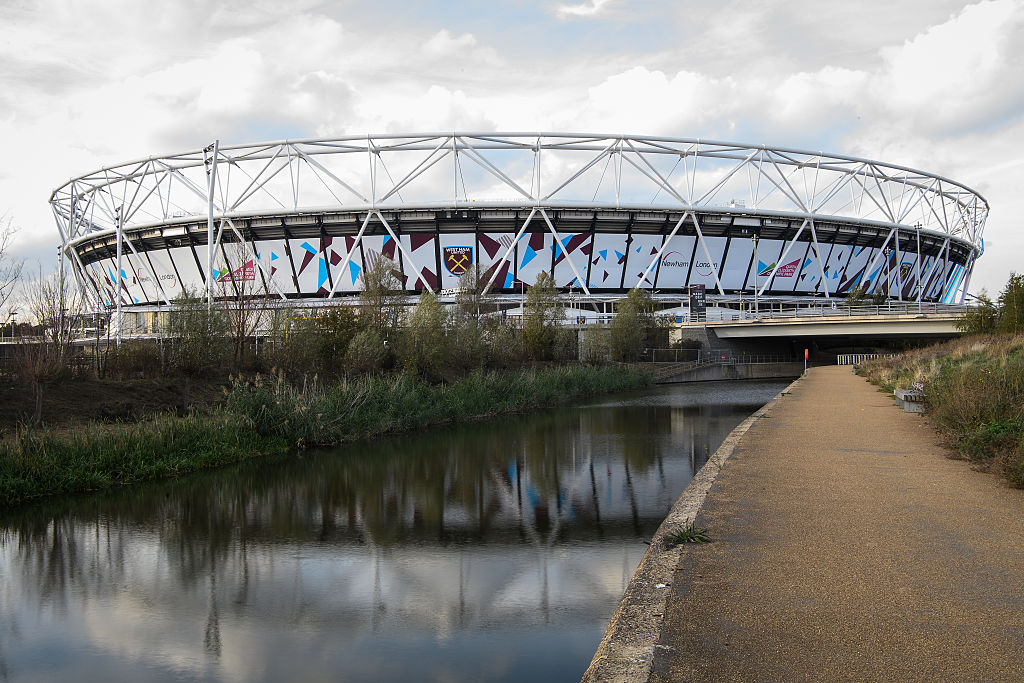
[0,216,23,318]
[956,292,997,335]
[522,272,560,360]
[455,267,492,321]
[609,288,658,361]
[844,284,869,306]
[346,327,387,375]
[21,267,82,424]
[360,256,405,340]
[217,242,270,369]
[399,290,449,380]
[166,287,229,409]
[996,273,1024,334]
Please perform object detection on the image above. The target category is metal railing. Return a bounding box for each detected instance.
[646,349,795,365]
[836,353,899,365]
[677,301,970,324]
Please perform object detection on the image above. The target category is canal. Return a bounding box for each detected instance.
[0,379,788,681]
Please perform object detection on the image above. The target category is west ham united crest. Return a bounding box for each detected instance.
[443,246,473,276]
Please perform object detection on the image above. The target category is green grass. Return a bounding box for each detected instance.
[0,365,653,507]
[664,519,711,547]
[858,334,1024,487]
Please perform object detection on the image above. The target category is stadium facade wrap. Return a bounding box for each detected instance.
[50,133,986,317]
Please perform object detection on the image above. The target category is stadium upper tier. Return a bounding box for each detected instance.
[50,133,987,307]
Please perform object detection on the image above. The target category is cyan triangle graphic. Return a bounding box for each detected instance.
[349,261,362,284]
[383,235,391,244]
[614,250,624,261]
[213,269,220,279]
[803,258,812,268]
[133,297,138,303]
[635,246,641,253]
[271,253,279,261]
[504,272,514,288]
[120,269,127,279]
[318,258,329,289]
[758,260,769,271]
[301,241,317,254]
[599,249,608,260]
[520,246,537,269]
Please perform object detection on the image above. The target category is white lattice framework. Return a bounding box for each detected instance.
[51,132,987,313]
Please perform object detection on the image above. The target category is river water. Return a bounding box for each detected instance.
[0,380,787,682]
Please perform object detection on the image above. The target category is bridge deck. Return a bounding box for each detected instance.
[649,366,1023,680]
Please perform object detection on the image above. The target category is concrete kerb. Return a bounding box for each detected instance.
[581,374,805,683]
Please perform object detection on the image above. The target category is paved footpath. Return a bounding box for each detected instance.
[651,365,1024,682]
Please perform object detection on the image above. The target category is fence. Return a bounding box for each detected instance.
[836,353,899,365]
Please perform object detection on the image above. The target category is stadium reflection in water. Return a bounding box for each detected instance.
[0,380,788,681]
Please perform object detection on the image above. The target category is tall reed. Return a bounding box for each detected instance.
[1,365,653,507]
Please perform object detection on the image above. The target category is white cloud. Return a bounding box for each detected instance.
[1,0,1022,301]
[553,0,616,21]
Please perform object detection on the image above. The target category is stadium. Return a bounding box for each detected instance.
[49,133,987,333]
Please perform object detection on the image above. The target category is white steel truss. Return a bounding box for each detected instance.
[51,133,987,313]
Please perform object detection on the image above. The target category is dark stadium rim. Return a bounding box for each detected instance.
[67,205,974,302]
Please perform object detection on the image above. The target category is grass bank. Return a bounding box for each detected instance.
[0,365,652,507]
[858,334,1024,486]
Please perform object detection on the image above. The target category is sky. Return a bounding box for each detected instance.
[1,0,1022,302]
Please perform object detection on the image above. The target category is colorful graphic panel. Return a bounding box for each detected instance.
[589,233,630,289]
[653,235,696,290]
[476,232,517,291]
[287,238,329,295]
[322,236,365,293]
[822,244,853,294]
[362,234,406,291]
[793,243,831,293]
[516,230,553,289]
[745,239,784,291]
[837,246,876,294]
[438,233,474,291]
[624,234,665,289]
[395,233,436,290]
[686,236,727,290]
[552,232,593,289]
[251,239,296,296]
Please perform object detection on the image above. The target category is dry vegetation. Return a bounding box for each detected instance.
[858,333,1024,486]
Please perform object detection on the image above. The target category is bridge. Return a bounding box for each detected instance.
[672,301,965,339]
[653,301,967,382]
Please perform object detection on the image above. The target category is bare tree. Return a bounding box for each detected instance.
[0,216,24,319]
[22,266,82,424]
[217,241,269,368]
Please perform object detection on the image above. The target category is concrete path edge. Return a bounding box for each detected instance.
[581,375,804,682]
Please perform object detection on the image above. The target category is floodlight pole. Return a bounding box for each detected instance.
[205,140,220,307]
[114,204,123,346]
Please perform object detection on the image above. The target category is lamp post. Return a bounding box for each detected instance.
[752,234,760,318]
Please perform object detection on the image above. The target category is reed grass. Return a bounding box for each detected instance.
[224,365,654,446]
[0,365,653,507]
[858,334,1024,486]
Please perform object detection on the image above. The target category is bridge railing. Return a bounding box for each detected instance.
[645,349,795,365]
[836,353,900,366]
[676,301,970,324]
